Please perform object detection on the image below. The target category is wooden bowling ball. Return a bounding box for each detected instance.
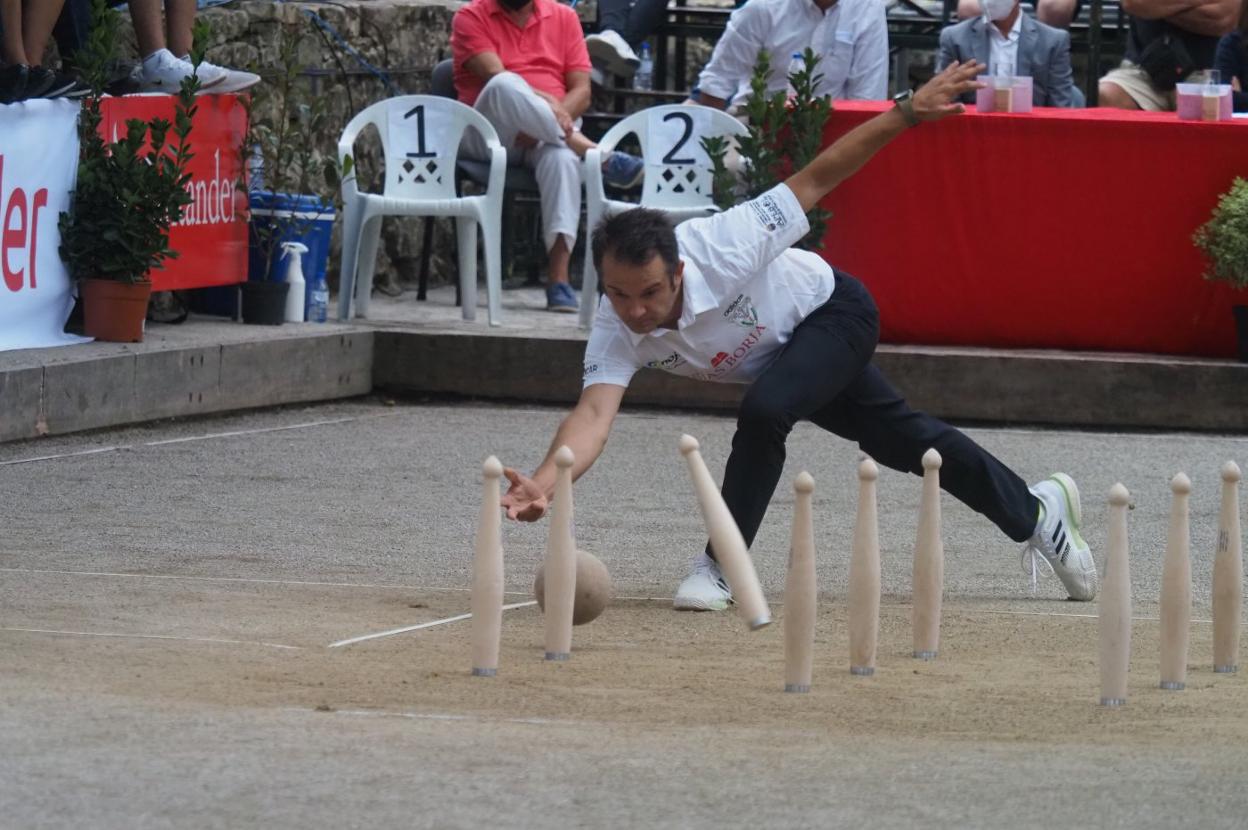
[534,549,612,625]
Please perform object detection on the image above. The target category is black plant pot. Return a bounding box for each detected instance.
[1233,305,1248,364]
[240,281,289,326]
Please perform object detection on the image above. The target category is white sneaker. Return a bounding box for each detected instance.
[585,29,640,78]
[139,48,226,93]
[180,57,261,93]
[1022,473,1098,601]
[673,552,732,611]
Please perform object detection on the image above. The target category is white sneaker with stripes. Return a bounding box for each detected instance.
[1022,473,1098,601]
[673,552,732,611]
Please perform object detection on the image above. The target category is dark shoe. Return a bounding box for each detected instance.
[27,66,91,100]
[602,151,645,190]
[546,282,579,313]
[0,64,30,104]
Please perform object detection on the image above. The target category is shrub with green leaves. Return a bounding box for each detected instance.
[700,48,833,250]
[1194,177,1248,291]
[58,0,197,284]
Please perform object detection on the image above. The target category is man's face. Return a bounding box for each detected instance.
[601,252,684,335]
[496,0,532,11]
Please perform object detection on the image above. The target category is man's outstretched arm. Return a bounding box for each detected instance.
[785,61,984,213]
[501,383,627,521]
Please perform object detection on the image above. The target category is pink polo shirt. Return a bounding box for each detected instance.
[451,0,592,106]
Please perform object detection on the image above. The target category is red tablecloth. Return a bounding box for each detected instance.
[818,102,1248,357]
[99,94,248,291]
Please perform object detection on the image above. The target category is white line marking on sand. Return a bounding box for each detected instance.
[328,601,538,649]
[0,569,673,602]
[0,627,301,649]
[975,609,1213,624]
[0,413,396,467]
[290,707,588,728]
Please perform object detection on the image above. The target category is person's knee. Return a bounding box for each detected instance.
[478,71,528,103]
[736,390,791,437]
[1097,81,1137,109]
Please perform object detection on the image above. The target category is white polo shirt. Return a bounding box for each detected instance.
[696,0,889,107]
[583,184,835,389]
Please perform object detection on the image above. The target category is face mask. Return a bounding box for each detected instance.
[498,0,530,10]
[982,0,1015,21]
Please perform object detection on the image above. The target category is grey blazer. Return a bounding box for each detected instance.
[937,14,1077,107]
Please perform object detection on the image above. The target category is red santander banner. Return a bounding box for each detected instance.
[99,93,248,291]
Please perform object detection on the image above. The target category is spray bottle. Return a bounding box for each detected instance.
[280,241,309,323]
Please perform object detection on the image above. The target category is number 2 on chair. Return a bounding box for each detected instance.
[661,112,697,165]
[403,104,436,158]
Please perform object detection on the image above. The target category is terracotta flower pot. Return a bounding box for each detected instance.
[82,278,152,343]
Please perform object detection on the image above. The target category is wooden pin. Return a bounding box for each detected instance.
[784,471,817,693]
[1099,483,1132,706]
[912,449,944,660]
[542,446,577,661]
[1159,473,1192,690]
[1213,461,1242,674]
[848,458,881,676]
[470,456,504,676]
[679,434,772,630]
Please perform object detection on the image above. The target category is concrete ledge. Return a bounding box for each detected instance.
[374,330,1248,432]
[0,325,374,442]
[3,318,1245,442]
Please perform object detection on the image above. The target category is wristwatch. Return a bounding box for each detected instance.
[893,89,920,127]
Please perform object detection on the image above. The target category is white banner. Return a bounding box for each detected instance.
[0,99,89,352]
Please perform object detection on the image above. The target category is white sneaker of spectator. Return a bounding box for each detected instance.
[586,29,640,79]
[179,56,261,93]
[139,48,227,93]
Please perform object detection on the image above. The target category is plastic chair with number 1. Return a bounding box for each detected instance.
[336,95,505,325]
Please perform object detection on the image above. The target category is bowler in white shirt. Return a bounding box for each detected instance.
[502,61,1099,610]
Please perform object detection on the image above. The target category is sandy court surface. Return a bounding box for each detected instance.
[3,400,1248,827]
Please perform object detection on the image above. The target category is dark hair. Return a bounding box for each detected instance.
[591,208,680,282]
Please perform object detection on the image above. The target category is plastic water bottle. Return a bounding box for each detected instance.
[308,268,329,323]
[247,143,264,192]
[785,52,804,101]
[635,42,653,91]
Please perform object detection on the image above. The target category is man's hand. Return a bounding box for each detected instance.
[534,90,575,137]
[912,60,985,122]
[501,468,549,521]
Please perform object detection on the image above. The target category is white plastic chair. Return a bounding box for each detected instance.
[337,95,505,325]
[580,104,748,329]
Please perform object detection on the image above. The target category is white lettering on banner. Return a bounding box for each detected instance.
[177,148,238,227]
[0,99,88,352]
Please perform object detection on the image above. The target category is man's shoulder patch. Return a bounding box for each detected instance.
[748,193,789,233]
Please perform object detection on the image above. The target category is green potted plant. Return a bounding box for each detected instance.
[58,0,198,342]
[1194,176,1248,362]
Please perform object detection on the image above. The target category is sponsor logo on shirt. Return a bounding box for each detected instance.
[583,362,599,379]
[645,352,686,371]
[748,194,788,232]
[722,294,759,328]
[702,324,768,379]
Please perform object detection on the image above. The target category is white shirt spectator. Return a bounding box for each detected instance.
[583,184,835,388]
[696,0,889,108]
[987,10,1023,76]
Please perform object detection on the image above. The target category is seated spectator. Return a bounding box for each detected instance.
[586,0,669,82]
[452,0,644,314]
[693,0,888,111]
[1214,0,1248,110]
[957,0,1081,29]
[939,0,1080,106]
[0,0,89,103]
[129,0,258,93]
[1099,0,1237,110]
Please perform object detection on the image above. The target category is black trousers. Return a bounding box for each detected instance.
[713,271,1039,559]
[596,0,669,49]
